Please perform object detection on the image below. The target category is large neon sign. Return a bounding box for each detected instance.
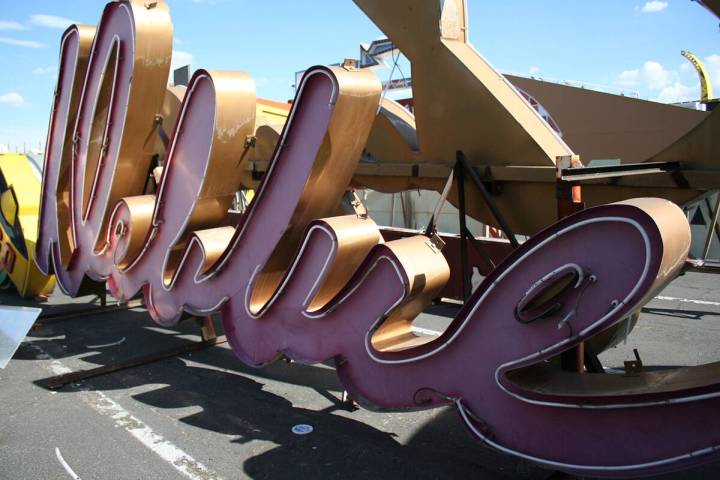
[35,1,720,476]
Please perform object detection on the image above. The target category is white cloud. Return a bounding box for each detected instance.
[0,21,27,31]
[616,69,640,87]
[529,66,541,75]
[642,61,672,90]
[32,66,58,75]
[641,1,669,13]
[655,82,698,103]
[0,92,25,107]
[30,14,78,29]
[171,50,193,72]
[705,54,720,92]
[613,59,709,102]
[0,37,46,48]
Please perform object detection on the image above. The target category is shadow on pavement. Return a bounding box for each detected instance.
[13,293,540,480]
[14,291,720,479]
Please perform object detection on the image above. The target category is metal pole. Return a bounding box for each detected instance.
[703,193,720,260]
[456,159,471,301]
[556,158,586,374]
[462,225,496,272]
[703,196,720,243]
[390,193,395,227]
[456,151,520,248]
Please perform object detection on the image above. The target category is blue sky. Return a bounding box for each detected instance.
[0,0,718,152]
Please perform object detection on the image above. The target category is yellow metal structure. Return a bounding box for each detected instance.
[681,50,714,102]
[0,154,55,297]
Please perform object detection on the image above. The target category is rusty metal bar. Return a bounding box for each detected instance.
[704,195,720,251]
[456,151,520,248]
[556,160,587,374]
[462,225,496,273]
[37,333,227,390]
[559,160,681,182]
[34,299,145,327]
[703,193,720,261]
[456,159,471,301]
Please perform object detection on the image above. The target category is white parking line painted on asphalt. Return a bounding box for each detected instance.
[55,447,82,480]
[87,390,221,480]
[654,296,720,307]
[28,342,223,480]
[85,337,126,349]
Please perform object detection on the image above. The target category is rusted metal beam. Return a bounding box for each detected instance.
[457,151,520,248]
[456,160,471,301]
[560,161,682,182]
[703,193,720,260]
[37,334,227,390]
[34,299,145,327]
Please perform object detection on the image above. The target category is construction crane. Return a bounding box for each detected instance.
[681,50,715,102]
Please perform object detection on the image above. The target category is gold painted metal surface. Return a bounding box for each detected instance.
[347,0,720,236]
[242,98,291,189]
[153,85,186,163]
[620,197,692,293]
[353,0,572,168]
[82,0,173,248]
[248,67,382,313]
[305,215,383,313]
[507,75,709,165]
[370,234,450,352]
[153,89,292,192]
[184,72,257,232]
[649,105,720,168]
[110,194,154,270]
[115,70,257,283]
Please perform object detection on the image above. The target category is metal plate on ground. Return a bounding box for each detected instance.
[0,305,42,369]
[291,424,313,435]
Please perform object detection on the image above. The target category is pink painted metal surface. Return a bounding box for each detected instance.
[36,24,94,278]
[36,0,172,294]
[380,227,515,300]
[35,1,720,477]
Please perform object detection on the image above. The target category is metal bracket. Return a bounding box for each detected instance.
[426,233,446,253]
[457,151,519,248]
[560,160,683,182]
[702,193,720,261]
[348,190,368,219]
[342,58,359,71]
[32,298,144,329]
[624,348,644,375]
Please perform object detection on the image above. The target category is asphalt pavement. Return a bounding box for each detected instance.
[1,271,720,479]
